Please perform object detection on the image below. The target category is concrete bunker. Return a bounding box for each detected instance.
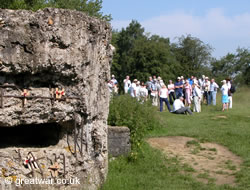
[0,7,114,190]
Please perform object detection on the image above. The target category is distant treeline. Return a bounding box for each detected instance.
[111,20,250,88]
[1,1,249,85]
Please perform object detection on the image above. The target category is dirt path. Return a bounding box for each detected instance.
[147,136,242,186]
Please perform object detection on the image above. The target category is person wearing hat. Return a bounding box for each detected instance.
[202,76,210,105]
[135,81,141,100]
[172,96,193,115]
[174,77,183,99]
[111,74,118,85]
[111,74,118,94]
[221,80,229,111]
[192,81,202,112]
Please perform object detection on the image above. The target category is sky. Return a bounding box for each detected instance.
[101,0,250,59]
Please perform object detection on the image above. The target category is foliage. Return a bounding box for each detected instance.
[0,0,111,21]
[111,21,214,93]
[108,95,160,160]
[211,48,250,85]
[171,35,213,77]
[104,87,250,189]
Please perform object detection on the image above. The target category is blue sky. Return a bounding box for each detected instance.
[102,0,250,58]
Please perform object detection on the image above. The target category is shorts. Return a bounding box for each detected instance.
[222,95,229,103]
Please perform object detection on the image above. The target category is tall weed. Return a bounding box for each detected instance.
[108,95,160,160]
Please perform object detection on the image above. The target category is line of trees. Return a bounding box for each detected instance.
[111,20,250,88]
[1,2,249,85]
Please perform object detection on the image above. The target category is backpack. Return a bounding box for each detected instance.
[230,85,236,93]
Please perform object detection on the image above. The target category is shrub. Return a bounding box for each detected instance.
[108,95,160,160]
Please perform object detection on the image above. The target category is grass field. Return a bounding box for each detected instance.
[101,87,250,190]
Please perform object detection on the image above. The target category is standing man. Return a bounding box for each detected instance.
[193,81,202,112]
[203,77,210,105]
[111,74,118,94]
[123,76,131,94]
[199,75,206,103]
[226,78,233,109]
[151,79,158,106]
[174,77,183,99]
[146,76,153,99]
[209,78,219,105]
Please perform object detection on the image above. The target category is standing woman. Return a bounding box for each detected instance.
[184,80,192,107]
[159,85,172,112]
[168,80,176,105]
[221,80,229,111]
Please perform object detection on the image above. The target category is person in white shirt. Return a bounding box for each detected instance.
[159,85,172,112]
[108,80,113,93]
[209,78,219,105]
[111,74,118,94]
[226,79,233,109]
[221,80,229,111]
[198,75,206,102]
[135,81,141,100]
[123,76,131,94]
[202,76,210,105]
[130,79,137,98]
[139,82,148,102]
[150,79,158,106]
[192,82,202,112]
[168,80,176,105]
[173,96,193,115]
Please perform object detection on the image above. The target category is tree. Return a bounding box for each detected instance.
[111,20,181,90]
[211,48,250,85]
[171,35,213,78]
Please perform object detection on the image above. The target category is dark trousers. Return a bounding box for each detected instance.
[204,91,210,105]
[174,107,192,115]
[160,97,172,112]
[169,92,176,105]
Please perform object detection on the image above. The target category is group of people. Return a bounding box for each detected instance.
[108,74,235,114]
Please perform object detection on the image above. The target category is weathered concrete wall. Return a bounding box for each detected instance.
[108,126,131,157]
[0,8,113,190]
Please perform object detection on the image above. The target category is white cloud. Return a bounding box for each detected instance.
[111,8,250,58]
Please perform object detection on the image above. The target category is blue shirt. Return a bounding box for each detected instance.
[188,78,193,86]
[174,81,183,93]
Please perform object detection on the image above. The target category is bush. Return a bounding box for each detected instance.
[108,95,160,160]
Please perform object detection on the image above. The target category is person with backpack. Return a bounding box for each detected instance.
[226,78,234,109]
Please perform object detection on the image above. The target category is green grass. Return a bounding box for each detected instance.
[102,87,250,190]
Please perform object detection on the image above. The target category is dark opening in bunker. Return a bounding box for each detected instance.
[0,123,62,148]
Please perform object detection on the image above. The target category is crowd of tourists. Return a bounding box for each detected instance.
[108,74,235,114]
